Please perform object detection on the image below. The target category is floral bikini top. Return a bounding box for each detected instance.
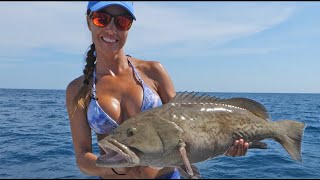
[86,59,163,134]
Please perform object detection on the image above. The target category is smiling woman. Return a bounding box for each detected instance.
[65,1,250,179]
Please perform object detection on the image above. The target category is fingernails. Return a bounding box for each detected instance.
[244,142,249,148]
[234,140,239,145]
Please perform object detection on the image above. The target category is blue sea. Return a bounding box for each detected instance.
[0,88,319,179]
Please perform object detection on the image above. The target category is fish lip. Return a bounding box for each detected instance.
[98,138,140,166]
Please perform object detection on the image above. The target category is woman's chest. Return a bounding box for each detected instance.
[94,76,149,123]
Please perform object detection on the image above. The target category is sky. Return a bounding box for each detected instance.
[0,1,319,93]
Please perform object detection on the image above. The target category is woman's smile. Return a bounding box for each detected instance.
[101,36,117,43]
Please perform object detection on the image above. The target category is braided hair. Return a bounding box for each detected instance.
[72,43,96,110]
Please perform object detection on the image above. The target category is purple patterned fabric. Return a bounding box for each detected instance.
[86,59,163,134]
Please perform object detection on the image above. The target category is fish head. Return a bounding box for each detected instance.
[96,115,184,167]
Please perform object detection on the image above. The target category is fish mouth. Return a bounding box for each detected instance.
[96,138,140,168]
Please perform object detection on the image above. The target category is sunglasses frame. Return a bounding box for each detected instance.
[89,11,133,31]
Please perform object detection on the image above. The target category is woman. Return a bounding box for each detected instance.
[65,1,249,179]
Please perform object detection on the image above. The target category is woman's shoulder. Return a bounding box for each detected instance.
[129,56,166,77]
[66,75,85,96]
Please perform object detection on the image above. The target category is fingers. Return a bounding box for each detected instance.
[236,139,244,156]
[225,139,249,157]
[243,142,249,155]
[224,140,239,156]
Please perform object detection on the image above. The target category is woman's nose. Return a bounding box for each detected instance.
[105,18,117,32]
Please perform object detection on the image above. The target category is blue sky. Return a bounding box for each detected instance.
[0,1,319,93]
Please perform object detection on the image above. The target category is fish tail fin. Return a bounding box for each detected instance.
[275,120,306,162]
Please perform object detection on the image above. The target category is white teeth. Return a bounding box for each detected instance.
[102,37,116,43]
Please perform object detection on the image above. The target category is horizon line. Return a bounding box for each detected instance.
[0,87,319,95]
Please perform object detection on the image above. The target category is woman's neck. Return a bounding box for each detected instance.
[95,52,130,76]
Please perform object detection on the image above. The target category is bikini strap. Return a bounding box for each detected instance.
[127,58,143,83]
[91,68,98,100]
[92,58,141,100]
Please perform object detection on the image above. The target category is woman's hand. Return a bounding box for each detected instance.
[224,139,249,157]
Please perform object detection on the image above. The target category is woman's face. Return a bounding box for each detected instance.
[87,5,132,56]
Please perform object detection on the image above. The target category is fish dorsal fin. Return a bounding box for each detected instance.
[217,97,270,120]
[169,91,219,104]
[169,92,270,120]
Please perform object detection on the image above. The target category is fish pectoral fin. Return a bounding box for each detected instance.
[178,140,194,177]
[177,167,190,179]
[177,165,202,179]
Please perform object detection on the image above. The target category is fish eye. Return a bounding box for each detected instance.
[127,127,137,137]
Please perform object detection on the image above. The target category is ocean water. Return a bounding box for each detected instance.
[0,89,319,179]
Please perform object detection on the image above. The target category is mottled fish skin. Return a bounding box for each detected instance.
[132,93,270,166]
[97,92,306,168]
[158,99,270,165]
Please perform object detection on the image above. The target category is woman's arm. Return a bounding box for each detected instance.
[148,61,176,103]
[66,78,136,179]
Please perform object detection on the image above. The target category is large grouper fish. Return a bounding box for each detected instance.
[96,92,306,178]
